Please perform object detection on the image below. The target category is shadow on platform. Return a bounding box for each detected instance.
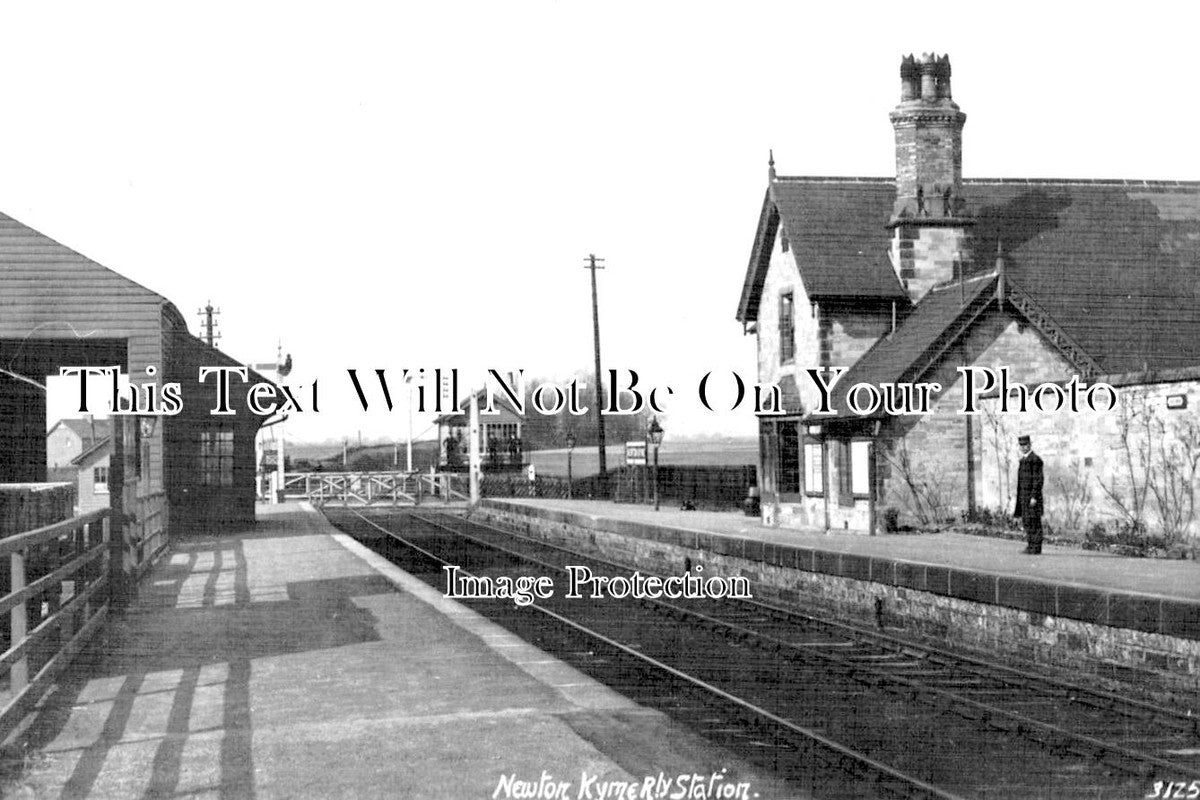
[5,520,395,799]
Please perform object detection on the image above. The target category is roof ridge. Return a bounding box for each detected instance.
[772,176,893,184]
[772,175,1200,188]
[927,270,998,294]
[965,177,1200,188]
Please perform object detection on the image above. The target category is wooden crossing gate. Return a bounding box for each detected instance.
[282,472,469,506]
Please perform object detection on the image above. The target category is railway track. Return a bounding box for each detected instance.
[326,507,1200,799]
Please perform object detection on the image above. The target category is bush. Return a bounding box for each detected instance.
[963,506,1020,531]
[1083,520,1170,557]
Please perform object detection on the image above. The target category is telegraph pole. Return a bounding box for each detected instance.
[197,301,221,348]
[584,254,607,492]
[251,343,292,504]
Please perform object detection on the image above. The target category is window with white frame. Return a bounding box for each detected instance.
[804,441,823,496]
[779,292,795,364]
[851,440,870,497]
[93,465,109,494]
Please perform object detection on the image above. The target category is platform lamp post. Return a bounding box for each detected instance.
[565,431,577,500]
[404,373,414,473]
[647,416,664,511]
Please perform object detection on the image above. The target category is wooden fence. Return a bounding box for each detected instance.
[480,465,756,511]
[0,508,111,736]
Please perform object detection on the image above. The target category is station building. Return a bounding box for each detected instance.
[736,54,1200,534]
[435,390,525,471]
[0,209,270,557]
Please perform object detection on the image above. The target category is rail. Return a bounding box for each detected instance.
[0,508,111,737]
[416,510,1200,783]
[345,508,963,799]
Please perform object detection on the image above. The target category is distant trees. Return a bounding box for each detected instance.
[516,371,653,450]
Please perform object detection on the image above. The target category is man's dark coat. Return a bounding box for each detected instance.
[1014,452,1044,521]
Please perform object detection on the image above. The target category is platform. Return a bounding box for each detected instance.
[481,498,1200,640]
[1,503,795,799]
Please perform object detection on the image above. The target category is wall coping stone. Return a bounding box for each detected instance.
[479,498,1200,640]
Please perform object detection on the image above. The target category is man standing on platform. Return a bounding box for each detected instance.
[1014,434,1044,554]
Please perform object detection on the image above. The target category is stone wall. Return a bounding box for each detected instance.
[878,311,1075,527]
[890,224,971,302]
[979,373,1200,540]
[757,224,819,412]
[477,499,1200,701]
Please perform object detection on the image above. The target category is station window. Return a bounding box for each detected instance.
[200,430,235,486]
[776,422,800,497]
[804,441,823,496]
[836,440,872,502]
[486,423,519,441]
[851,440,870,497]
[779,292,795,364]
[758,425,776,497]
[93,465,109,494]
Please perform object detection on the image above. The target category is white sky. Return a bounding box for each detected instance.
[26,2,1200,442]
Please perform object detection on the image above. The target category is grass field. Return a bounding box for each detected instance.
[528,438,756,478]
[284,437,757,476]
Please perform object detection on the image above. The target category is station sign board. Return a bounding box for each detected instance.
[625,440,647,466]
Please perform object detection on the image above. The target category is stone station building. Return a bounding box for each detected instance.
[736,53,1200,535]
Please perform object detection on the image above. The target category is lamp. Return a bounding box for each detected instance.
[647,417,664,446]
[139,416,158,438]
[565,431,577,499]
[647,416,664,510]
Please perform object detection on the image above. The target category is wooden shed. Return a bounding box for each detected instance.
[0,209,268,542]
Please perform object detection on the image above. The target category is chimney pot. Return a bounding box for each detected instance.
[899,54,918,101]
[920,53,940,100]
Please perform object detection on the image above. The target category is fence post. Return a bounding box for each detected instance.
[109,415,130,610]
[80,520,91,622]
[10,547,27,692]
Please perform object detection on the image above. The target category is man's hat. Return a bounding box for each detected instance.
[1017,435,1031,446]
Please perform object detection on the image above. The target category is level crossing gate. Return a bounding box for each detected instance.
[282,471,468,506]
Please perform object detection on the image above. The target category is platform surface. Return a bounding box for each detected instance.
[2,503,796,799]
[492,498,1200,603]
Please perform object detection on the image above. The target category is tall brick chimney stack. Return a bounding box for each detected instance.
[888,53,973,302]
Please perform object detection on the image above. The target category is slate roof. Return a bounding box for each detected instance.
[738,177,1200,375]
[737,179,906,320]
[47,417,112,444]
[71,436,112,467]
